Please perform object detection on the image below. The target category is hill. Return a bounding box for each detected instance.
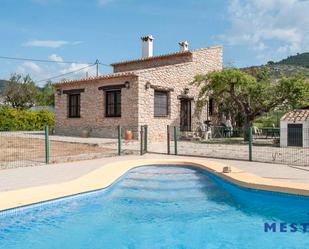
[244,52,309,79]
[0,80,8,93]
[265,64,309,78]
[275,52,309,67]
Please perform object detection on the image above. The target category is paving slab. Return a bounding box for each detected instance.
[0,154,308,192]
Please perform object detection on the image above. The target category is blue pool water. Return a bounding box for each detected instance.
[1,165,309,249]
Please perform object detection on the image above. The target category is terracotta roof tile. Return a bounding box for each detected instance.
[110,50,192,66]
[281,109,309,122]
[53,72,137,87]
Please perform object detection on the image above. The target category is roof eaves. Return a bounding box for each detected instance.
[110,50,192,66]
[53,72,138,87]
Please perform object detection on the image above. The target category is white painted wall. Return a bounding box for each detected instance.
[280,120,309,147]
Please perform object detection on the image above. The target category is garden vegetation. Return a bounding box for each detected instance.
[0,106,54,131]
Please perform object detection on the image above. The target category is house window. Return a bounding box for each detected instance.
[154,90,169,117]
[209,98,214,116]
[105,90,121,117]
[68,94,80,118]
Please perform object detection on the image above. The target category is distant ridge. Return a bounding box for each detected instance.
[243,52,309,79]
[0,80,9,93]
[275,52,309,67]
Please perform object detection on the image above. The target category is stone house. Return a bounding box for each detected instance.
[54,35,223,141]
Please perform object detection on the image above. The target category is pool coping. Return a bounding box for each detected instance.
[1,158,309,212]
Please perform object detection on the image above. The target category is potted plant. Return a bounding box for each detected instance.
[125,130,133,140]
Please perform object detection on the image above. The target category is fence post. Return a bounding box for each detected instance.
[144,125,148,153]
[248,127,253,161]
[140,126,144,155]
[45,126,49,164]
[117,125,122,155]
[167,125,170,155]
[174,126,178,155]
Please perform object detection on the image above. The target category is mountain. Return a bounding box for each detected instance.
[0,80,8,93]
[265,64,309,78]
[244,52,309,79]
[274,52,309,67]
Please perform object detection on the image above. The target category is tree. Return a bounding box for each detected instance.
[36,81,55,106]
[3,74,38,109]
[193,68,309,140]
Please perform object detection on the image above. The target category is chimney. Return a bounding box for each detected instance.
[179,41,189,52]
[141,35,154,58]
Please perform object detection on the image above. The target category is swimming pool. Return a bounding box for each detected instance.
[1,165,309,249]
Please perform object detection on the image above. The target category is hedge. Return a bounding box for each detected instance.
[0,107,54,131]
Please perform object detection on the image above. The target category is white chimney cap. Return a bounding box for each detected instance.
[141,35,154,42]
[179,40,189,51]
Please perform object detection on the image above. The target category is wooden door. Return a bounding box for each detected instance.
[287,124,303,147]
[180,99,191,131]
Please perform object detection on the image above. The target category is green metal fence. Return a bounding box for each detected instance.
[140,125,148,155]
[165,126,309,167]
[1,124,307,169]
[0,130,46,169]
[0,126,136,169]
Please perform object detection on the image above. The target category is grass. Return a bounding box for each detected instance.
[0,136,114,162]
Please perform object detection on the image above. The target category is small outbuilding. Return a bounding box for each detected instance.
[280,107,309,147]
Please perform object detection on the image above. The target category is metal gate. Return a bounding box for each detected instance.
[287,124,303,147]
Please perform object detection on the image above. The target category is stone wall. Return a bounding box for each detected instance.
[136,46,223,141]
[54,76,140,139]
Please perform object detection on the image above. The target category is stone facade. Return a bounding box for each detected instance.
[54,46,223,141]
[54,75,140,139]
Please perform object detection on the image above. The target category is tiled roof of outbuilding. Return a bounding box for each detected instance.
[281,108,309,122]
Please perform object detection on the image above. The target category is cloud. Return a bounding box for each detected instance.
[220,0,309,63]
[15,54,96,86]
[48,54,64,62]
[47,54,96,76]
[16,62,48,83]
[23,39,84,48]
[72,41,84,45]
[18,62,43,74]
[59,63,96,77]
[23,40,69,48]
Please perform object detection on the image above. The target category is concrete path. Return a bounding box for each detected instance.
[0,154,309,192]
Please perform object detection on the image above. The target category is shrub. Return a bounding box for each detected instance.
[0,106,54,131]
[253,111,285,128]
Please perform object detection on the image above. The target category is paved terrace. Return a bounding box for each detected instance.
[0,154,308,192]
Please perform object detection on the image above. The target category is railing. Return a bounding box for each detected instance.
[0,125,146,169]
[164,126,309,167]
[1,124,307,169]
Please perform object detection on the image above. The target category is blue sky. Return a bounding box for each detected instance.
[1,0,308,85]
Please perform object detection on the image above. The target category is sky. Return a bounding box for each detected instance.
[0,0,309,85]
